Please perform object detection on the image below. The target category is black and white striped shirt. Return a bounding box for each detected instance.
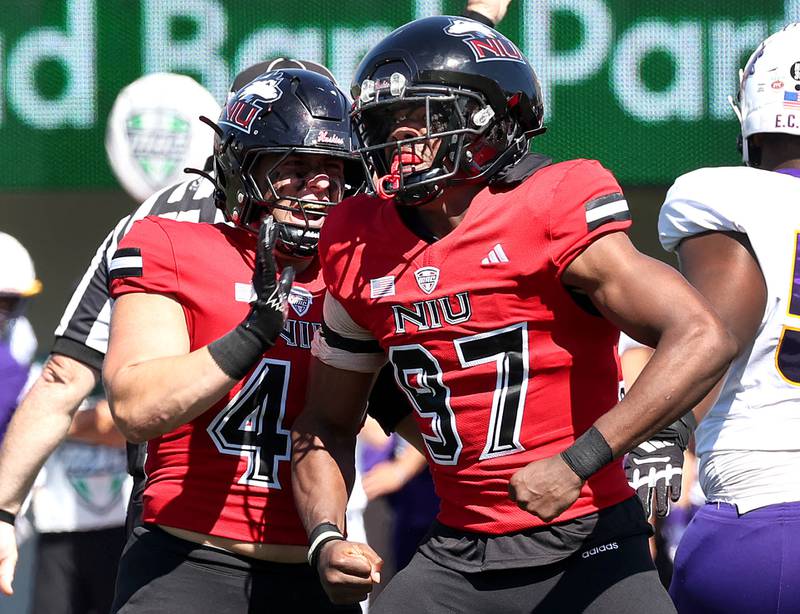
[51,177,224,370]
[50,177,223,486]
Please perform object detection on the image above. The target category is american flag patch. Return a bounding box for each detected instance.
[234,282,256,303]
[785,91,800,108]
[370,276,396,298]
[109,247,143,279]
[584,192,630,231]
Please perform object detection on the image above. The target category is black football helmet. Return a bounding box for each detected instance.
[351,16,545,205]
[212,68,362,257]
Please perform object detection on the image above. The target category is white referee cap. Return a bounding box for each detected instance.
[0,232,41,297]
[105,73,221,202]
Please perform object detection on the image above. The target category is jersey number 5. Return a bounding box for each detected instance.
[389,323,528,465]
[777,233,800,385]
[207,359,292,488]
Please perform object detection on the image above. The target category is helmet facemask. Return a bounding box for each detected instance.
[352,77,508,205]
[223,146,350,258]
[202,68,363,258]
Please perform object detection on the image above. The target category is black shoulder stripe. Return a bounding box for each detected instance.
[109,247,143,279]
[109,267,142,280]
[321,321,382,354]
[584,192,625,212]
[114,247,141,258]
[584,192,630,231]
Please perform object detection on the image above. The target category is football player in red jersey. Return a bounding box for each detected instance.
[291,16,737,613]
[103,69,366,613]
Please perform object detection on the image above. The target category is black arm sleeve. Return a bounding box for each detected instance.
[365,364,412,434]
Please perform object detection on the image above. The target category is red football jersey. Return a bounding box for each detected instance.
[109,217,323,545]
[320,159,634,534]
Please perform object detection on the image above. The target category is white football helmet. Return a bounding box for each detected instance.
[105,73,221,202]
[0,232,40,337]
[732,23,800,164]
[0,232,41,298]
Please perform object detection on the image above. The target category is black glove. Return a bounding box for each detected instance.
[208,216,294,380]
[241,215,295,347]
[624,413,696,518]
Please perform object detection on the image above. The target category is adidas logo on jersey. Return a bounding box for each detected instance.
[581,542,619,559]
[481,243,508,265]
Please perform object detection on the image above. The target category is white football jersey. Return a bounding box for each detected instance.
[660,166,800,511]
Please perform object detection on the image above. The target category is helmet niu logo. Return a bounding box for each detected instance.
[414,266,440,295]
[220,74,284,134]
[443,18,524,64]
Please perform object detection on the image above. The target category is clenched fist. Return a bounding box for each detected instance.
[508,454,584,522]
[316,539,383,605]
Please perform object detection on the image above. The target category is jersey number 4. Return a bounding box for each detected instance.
[390,323,528,465]
[207,359,291,488]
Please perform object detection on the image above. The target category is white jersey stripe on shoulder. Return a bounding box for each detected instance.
[585,199,628,224]
[109,255,143,272]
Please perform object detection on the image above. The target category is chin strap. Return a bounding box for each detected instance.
[375,156,404,200]
[377,134,456,203]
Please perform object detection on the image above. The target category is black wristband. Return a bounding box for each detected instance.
[208,325,267,380]
[307,522,345,568]
[0,509,16,526]
[461,9,496,27]
[560,426,614,481]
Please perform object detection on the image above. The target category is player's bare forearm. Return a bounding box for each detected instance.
[292,359,375,535]
[678,231,767,423]
[67,400,126,447]
[104,348,237,443]
[104,293,238,443]
[292,414,355,533]
[563,232,737,456]
[594,313,732,457]
[0,354,97,514]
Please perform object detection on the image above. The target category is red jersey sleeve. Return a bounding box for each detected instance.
[546,159,631,277]
[109,217,180,299]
